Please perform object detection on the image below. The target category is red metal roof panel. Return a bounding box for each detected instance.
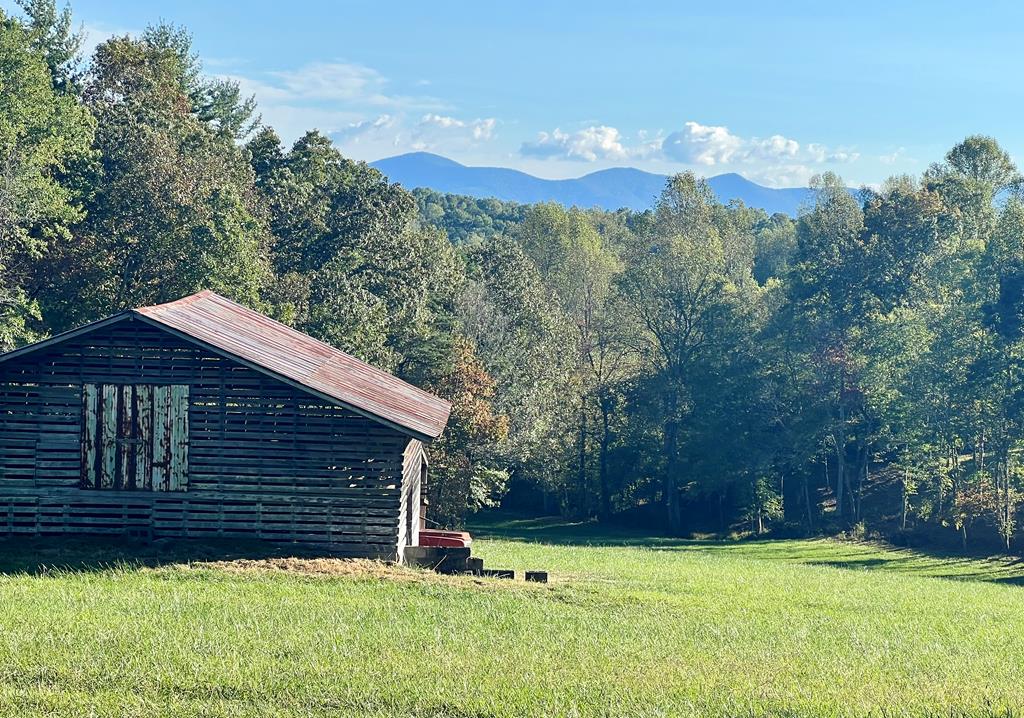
[134,291,451,440]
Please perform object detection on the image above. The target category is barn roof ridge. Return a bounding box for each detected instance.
[137,291,382,373]
[1,291,451,441]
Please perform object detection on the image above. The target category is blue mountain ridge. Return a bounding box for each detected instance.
[369,152,816,216]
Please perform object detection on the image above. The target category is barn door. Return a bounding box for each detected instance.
[81,384,189,491]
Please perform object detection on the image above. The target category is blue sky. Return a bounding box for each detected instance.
[9,0,1024,186]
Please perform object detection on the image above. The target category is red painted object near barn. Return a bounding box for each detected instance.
[418,529,473,548]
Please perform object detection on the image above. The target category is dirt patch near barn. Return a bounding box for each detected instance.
[178,556,550,591]
[193,557,426,580]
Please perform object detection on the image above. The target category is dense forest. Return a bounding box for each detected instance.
[5,1,1024,553]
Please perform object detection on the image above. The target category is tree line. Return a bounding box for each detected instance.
[4,2,1024,552]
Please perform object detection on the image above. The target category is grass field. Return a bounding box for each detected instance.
[1,516,1024,717]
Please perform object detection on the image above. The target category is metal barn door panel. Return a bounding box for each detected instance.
[82,384,189,491]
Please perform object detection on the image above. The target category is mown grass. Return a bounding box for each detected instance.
[0,518,1023,717]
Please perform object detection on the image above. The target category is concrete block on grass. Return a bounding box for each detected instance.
[481,569,514,580]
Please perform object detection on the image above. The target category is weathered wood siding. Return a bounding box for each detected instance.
[398,439,425,561]
[81,383,188,491]
[0,318,411,558]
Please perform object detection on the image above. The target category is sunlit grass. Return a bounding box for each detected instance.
[0,519,1022,716]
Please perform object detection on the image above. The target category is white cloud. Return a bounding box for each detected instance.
[741,164,818,188]
[806,143,860,164]
[263,62,394,105]
[230,61,418,108]
[221,59,499,160]
[751,134,801,160]
[331,114,399,145]
[403,114,497,153]
[474,120,496,141]
[221,60,446,144]
[521,125,631,162]
[517,120,864,187]
[632,129,666,160]
[827,150,860,163]
[419,114,496,141]
[662,122,855,168]
[322,112,498,158]
[662,122,745,165]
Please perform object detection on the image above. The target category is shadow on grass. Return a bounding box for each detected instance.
[4,515,1024,586]
[0,535,341,576]
[469,512,1024,585]
[801,555,1024,586]
[468,513,682,548]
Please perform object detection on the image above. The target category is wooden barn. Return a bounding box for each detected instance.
[0,290,451,561]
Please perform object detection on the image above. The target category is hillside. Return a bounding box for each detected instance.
[370,152,817,215]
[2,520,1023,716]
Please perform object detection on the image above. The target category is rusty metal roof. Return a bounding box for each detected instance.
[129,291,451,440]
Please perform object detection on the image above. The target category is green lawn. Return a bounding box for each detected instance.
[1,518,1024,717]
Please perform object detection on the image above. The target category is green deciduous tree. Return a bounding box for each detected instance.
[15,0,82,93]
[0,9,93,349]
[425,338,510,527]
[617,173,741,533]
[40,27,267,328]
[250,128,459,371]
[460,235,576,502]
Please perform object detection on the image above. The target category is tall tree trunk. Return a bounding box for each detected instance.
[834,428,846,522]
[577,401,588,517]
[665,418,681,533]
[664,389,682,534]
[979,434,986,479]
[598,398,612,520]
[901,467,909,531]
[779,473,786,524]
[855,448,867,522]
[835,367,847,522]
[804,474,814,533]
[1003,461,1012,552]
[948,448,953,499]
[1001,364,1013,551]
[719,490,726,533]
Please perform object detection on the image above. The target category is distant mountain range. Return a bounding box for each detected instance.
[370,152,817,216]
